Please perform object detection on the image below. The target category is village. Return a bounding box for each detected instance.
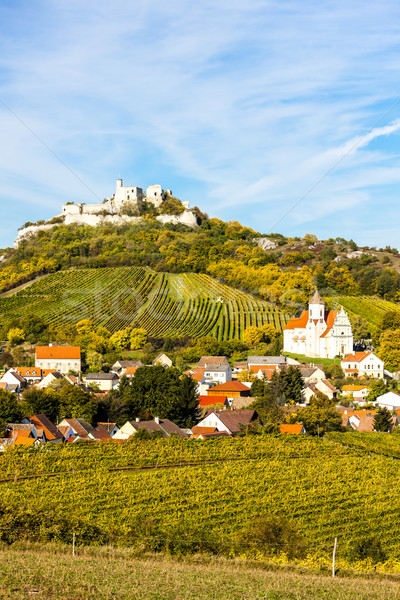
[0,290,399,449]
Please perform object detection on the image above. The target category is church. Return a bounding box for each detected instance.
[283,291,353,358]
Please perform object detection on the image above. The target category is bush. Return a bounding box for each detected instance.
[239,516,306,559]
[349,536,386,564]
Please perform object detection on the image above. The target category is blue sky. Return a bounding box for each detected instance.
[1,0,400,248]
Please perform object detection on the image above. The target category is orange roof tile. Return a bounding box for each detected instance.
[208,381,250,392]
[199,395,227,406]
[125,367,139,375]
[284,311,309,330]
[280,424,305,434]
[35,346,81,360]
[342,385,368,392]
[343,351,371,363]
[191,426,217,434]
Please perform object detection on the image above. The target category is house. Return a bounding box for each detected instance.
[58,418,95,439]
[341,351,384,379]
[6,423,41,444]
[283,290,353,358]
[198,395,229,409]
[231,397,256,410]
[341,385,369,400]
[83,372,120,392]
[349,413,399,432]
[113,417,188,439]
[195,409,257,436]
[184,368,209,395]
[35,345,81,374]
[315,379,338,400]
[153,353,173,368]
[96,422,119,436]
[13,367,55,384]
[24,414,64,443]
[125,367,140,379]
[206,380,251,399]
[280,423,306,435]
[0,369,26,393]
[375,391,400,410]
[88,430,112,441]
[247,356,288,369]
[197,356,232,385]
[296,365,326,383]
[36,371,65,389]
[111,360,143,375]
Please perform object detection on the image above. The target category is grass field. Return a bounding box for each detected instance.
[0,267,288,340]
[283,352,340,366]
[1,544,400,600]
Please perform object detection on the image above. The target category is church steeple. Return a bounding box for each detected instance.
[309,289,325,320]
[310,289,324,305]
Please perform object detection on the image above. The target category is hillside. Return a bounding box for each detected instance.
[2,436,400,572]
[0,267,288,340]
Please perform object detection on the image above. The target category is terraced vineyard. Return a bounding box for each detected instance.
[339,295,400,332]
[0,267,288,339]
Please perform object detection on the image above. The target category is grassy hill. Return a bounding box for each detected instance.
[0,267,288,340]
[2,436,400,572]
[339,295,400,333]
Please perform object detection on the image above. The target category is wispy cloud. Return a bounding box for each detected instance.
[0,0,400,246]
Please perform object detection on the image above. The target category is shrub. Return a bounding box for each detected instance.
[239,516,306,559]
[349,536,386,564]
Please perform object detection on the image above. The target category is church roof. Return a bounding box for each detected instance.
[284,311,309,330]
[310,290,324,305]
[284,309,338,332]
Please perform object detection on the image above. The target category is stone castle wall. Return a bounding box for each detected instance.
[14,179,197,247]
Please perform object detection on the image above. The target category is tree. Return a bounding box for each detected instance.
[373,407,393,432]
[288,393,342,436]
[367,379,387,402]
[7,327,25,346]
[378,329,400,372]
[130,328,148,350]
[126,366,199,426]
[0,390,24,435]
[243,327,263,348]
[86,350,103,372]
[21,389,60,424]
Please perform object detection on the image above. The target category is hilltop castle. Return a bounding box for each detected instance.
[14,179,197,246]
[283,290,353,359]
[61,179,190,223]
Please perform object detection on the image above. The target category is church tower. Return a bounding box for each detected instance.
[305,290,328,357]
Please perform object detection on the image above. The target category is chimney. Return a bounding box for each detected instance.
[49,343,53,347]
[154,416,160,424]
[135,418,140,422]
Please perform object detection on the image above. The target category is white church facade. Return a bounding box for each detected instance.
[283,291,353,359]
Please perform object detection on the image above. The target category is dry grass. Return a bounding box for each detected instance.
[0,544,400,599]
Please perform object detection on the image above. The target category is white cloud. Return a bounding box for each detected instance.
[1,0,400,246]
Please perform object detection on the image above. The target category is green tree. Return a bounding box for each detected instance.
[0,390,24,435]
[7,327,25,346]
[366,379,387,402]
[378,329,400,371]
[290,393,342,436]
[86,349,103,373]
[130,328,148,350]
[21,389,60,424]
[373,406,393,432]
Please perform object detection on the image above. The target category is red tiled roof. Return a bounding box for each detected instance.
[35,346,81,359]
[199,395,227,406]
[343,351,371,363]
[284,310,309,330]
[209,381,250,392]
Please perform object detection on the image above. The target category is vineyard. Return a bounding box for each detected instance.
[339,295,400,332]
[0,267,288,340]
[1,436,400,570]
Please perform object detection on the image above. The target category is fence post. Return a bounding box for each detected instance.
[332,537,337,577]
[73,532,76,557]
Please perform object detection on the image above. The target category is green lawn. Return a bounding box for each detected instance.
[284,352,341,366]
